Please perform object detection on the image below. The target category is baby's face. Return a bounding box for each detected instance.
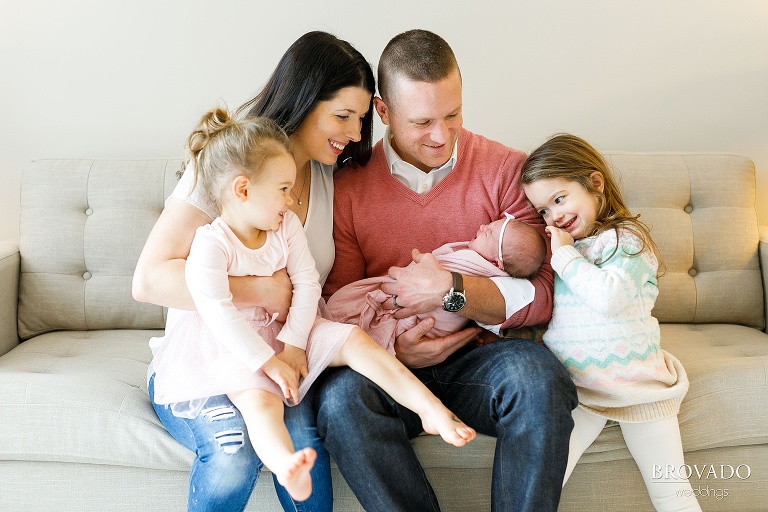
[467,219,505,262]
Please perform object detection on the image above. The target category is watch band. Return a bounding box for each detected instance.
[451,271,464,293]
[442,272,467,312]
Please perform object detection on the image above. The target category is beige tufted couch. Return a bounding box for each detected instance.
[1,154,766,511]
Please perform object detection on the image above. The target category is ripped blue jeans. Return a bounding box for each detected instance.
[148,373,332,512]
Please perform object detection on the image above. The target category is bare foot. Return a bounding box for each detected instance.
[420,403,476,447]
[275,447,317,502]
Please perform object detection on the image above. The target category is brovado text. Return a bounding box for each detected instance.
[653,464,752,481]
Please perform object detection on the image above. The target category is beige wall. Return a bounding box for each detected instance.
[2,1,766,241]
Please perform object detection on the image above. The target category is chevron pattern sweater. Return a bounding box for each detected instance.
[544,227,688,422]
[325,129,554,329]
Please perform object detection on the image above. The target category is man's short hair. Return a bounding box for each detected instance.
[378,29,460,103]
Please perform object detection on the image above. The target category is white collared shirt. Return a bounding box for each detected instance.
[381,129,535,328]
[383,128,457,194]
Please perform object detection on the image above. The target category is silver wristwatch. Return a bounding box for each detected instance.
[442,272,467,312]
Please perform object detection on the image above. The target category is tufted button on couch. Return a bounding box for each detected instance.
[1,154,766,511]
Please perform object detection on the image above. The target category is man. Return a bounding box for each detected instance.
[318,29,577,511]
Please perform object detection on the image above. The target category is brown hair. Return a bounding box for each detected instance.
[521,133,663,274]
[185,107,290,215]
[377,29,460,104]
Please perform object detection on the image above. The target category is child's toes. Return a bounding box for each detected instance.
[458,426,476,441]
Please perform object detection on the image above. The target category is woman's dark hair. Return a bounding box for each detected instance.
[236,31,375,167]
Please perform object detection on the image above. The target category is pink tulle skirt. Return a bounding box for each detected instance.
[151,301,355,418]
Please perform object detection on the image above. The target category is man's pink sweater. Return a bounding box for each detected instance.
[324,129,553,328]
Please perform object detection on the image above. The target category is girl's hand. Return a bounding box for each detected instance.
[277,345,309,382]
[261,356,300,404]
[545,226,574,253]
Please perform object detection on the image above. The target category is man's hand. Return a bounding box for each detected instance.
[545,226,574,254]
[380,249,453,318]
[394,320,482,368]
[261,355,301,405]
[474,329,502,346]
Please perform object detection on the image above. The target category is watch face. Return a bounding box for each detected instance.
[443,292,466,312]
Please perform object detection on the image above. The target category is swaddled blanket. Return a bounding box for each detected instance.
[326,242,534,353]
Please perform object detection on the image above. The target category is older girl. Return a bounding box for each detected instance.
[522,134,701,511]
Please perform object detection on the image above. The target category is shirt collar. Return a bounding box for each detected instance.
[383,127,458,176]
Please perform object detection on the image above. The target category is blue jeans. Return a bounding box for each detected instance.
[148,374,332,512]
[315,339,578,512]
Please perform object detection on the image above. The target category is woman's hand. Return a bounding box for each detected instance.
[262,355,301,405]
[231,268,293,322]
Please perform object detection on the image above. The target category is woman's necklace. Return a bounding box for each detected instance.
[291,163,309,205]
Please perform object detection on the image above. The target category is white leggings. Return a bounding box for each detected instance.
[565,406,702,512]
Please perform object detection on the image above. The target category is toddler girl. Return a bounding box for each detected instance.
[150,108,475,502]
[521,134,701,511]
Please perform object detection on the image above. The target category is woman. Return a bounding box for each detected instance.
[132,31,375,511]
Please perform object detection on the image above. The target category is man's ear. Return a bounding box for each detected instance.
[589,171,605,193]
[231,175,250,202]
[373,97,390,126]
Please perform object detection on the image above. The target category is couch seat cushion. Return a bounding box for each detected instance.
[581,323,768,463]
[0,330,496,472]
[4,323,763,472]
[0,330,191,470]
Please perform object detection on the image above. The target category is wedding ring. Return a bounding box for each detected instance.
[392,295,401,309]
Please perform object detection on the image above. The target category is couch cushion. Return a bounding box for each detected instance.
[0,329,497,472]
[0,329,192,469]
[3,324,764,468]
[579,323,768,463]
[18,160,182,339]
[603,153,763,329]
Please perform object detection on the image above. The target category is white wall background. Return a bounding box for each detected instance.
[2,0,767,242]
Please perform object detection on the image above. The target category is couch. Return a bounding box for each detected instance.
[1,153,766,511]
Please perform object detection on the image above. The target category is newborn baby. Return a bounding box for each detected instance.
[326,215,547,353]
[467,214,546,279]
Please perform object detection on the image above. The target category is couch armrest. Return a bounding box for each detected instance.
[0,238,20,357]
[761,226,768,333]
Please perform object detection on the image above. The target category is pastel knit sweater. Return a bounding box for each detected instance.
[544,227,689,422]
[325,129,553,328]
